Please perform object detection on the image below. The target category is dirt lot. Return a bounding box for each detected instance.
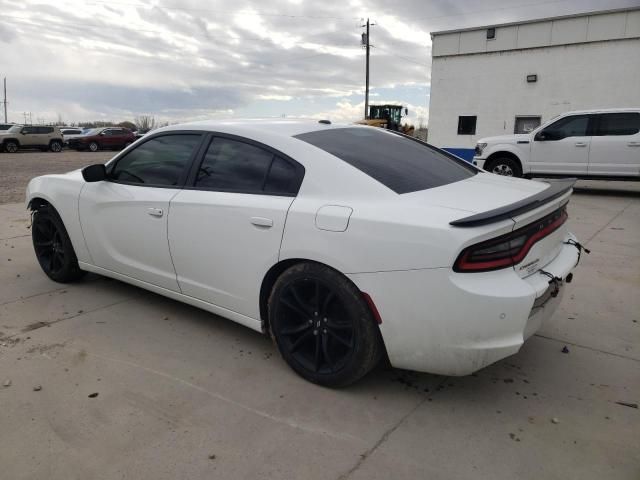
[0,150,113,204]
[0,154,639,479]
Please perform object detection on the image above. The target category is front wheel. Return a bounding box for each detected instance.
[32,207,85,283]
[486,156,522,177]
[4,141,18,153]
[269,263,383,387]
[88,141,99,152]
[50,140,63,152]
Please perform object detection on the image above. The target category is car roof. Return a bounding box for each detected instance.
[561,107,640,115]
[157,118,348,138]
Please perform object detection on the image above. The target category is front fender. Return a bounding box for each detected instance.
[26,171,92,263]
[483,144,529,173]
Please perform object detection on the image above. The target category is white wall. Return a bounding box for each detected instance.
[428,37,640,149]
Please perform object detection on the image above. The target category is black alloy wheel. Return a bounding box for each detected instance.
[269,263,383,387]
[32,208,85,283]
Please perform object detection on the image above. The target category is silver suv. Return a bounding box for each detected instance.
[0,125,64,153]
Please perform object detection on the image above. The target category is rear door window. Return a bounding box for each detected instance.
[595,113,640,136]
[295,127,476,194]
[194,137,303,195]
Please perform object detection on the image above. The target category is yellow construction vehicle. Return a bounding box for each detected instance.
[356,104,415,136]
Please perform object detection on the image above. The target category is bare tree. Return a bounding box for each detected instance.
[134,115,157,133]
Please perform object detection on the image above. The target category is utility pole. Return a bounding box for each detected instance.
[361,18,375,120]
[2,77,6,123]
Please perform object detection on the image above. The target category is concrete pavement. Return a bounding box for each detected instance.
[0,182,638,479]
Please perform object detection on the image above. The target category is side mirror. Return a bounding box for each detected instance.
[404,108,409,116]
[21,130,27,135]
[99,131,106,136]
[82,164,107,182]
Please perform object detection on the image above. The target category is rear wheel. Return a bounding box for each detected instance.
[88,141,99,152]
[32,207,85,283]
[485,156,522,177]
[4,141,18,153]
[50,140,63,152]
[269,263,383,387]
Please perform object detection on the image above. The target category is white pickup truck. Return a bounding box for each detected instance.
[474,108,640,179]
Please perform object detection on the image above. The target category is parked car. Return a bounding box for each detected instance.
[26,119,581,386]
[60,128,86,145]
[0,125,64,152]
[67,127,135,152]
[474,108,640,179]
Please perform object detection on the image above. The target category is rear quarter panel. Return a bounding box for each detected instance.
[26,171,91,263]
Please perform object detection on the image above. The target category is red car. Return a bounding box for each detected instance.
[67,127,135,152]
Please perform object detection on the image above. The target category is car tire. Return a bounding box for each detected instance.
[88,142,99,152]
[485,156,522,177]
[50,140,63,152]
[4,141,19,153]
[32,207,86,283]
[268,262,383,387]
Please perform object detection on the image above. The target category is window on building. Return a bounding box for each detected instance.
[486,28,496,39]
[514,116,542,134]
[457,116,477,135]
[595,113,640,136]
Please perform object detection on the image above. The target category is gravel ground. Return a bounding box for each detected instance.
[0,150,113,204]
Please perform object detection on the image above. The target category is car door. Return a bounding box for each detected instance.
[79,133,204,290]
[529,114,593,175]
[588,112,640,177]
[168,134,304,320]
[21,126,39,146]
[100,129,117,149]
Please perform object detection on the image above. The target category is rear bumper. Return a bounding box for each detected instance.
[347,232,579,375]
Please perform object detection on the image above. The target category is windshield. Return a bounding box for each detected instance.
[295,127,477,194]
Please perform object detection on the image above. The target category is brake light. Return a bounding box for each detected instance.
[454,205,568,272]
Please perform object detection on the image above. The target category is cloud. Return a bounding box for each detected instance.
[0,0,636,124]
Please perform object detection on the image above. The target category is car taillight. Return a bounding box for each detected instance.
[454,205,568,272]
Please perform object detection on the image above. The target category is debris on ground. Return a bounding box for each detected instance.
[551,417,560,424]
[561,346,570,354]
[615,401,638,409]
[33,385,42,391]
[208,454,216,460]
[88,392,99,398]
[3,379,11,387]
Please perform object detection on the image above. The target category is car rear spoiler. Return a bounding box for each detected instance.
[450,178,576,227]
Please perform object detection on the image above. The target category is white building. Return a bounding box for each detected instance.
[427,7,640,161]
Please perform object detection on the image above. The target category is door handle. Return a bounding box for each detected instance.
[250,217,273,228]
[628,142,640,147]
[574,142,588,147]
[147,207,164,217]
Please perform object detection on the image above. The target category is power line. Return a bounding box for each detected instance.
[411,0,576,21]
[85,0,361,20]
[372,45,428,67]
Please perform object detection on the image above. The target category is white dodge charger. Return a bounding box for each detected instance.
[26,119,584,386]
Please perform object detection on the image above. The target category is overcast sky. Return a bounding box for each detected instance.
[1,0,638,125]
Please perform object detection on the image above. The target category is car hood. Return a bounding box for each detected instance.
[477,133,530,145]
[403,172,548,215]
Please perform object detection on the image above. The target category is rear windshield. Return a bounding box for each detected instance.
[295,127,477,194]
